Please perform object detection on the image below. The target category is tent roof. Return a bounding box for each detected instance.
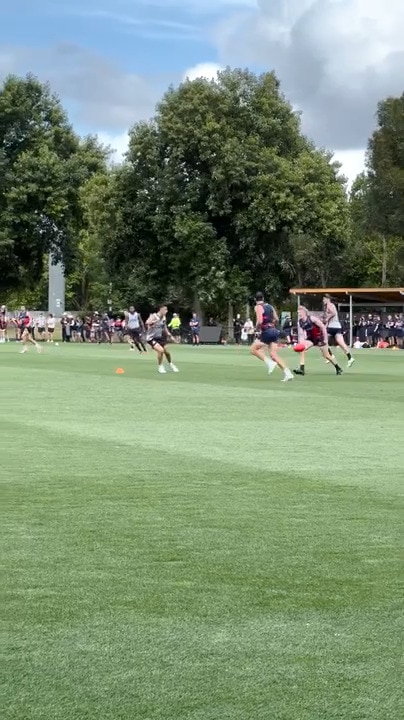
[289,287,404,304]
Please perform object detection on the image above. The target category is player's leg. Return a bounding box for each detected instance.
[334,332,355,367]
[19,328,29,353]
[133,331,144,353]
[268,341,293,382]
[293,341,313,375]
[320,345,343,375]
[150,341,167,373]
[250,338,277,374]
[163,345,179,372]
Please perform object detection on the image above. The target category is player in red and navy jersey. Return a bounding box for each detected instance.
[18,308,41,354]
[293,306,342,376]
[250,292,293,382]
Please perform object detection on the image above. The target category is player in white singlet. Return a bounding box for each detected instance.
[146,305,179,374]
[125,306,146,353]
[323,295,355,368]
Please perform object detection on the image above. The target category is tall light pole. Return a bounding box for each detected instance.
[48,254,65,316]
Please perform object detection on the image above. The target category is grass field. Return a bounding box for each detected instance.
[1,343,403,720]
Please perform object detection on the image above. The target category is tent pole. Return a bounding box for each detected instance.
[349,294,353,347]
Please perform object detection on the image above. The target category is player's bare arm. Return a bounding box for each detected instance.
[255,304,263,330]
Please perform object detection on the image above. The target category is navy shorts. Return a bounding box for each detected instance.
[261,328,280,344]
[328,327,342,338]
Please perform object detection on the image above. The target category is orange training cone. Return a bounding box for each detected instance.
[115,368,125,374]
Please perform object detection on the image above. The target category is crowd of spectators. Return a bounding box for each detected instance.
[1,306,403,348]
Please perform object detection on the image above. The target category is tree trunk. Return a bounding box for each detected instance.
[193,294,203,323]
[228,302,234,339]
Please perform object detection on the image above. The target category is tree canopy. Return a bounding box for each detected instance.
[1,71,402,312]
[101,69,349,314]
[0,74,107,292]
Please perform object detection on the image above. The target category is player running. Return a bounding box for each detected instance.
[18,309,41,354]
[250,292,293,382]
[125,306,147,353]
[323,294,355,367]
[293,306,342,376]
[146,305,179,374]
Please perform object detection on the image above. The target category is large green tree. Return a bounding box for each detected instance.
[103,68,349,312]
[367,94,404,239]
[347,95,404,287]
[347,172,404,286]
[0,74,107,292]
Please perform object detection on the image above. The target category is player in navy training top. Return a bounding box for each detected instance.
[250,292,293,382]
[293,306,342,376]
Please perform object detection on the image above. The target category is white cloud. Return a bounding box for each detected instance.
[216,0,404,149]
[182,62,223,82]
[333,148,366,187]
[0,44,160,130]
[97,131,130,162]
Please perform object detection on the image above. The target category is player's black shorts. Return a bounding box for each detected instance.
[21,326,32,335]
[148,337,165,349]
[128,328,141,340]
[327,327,342,338]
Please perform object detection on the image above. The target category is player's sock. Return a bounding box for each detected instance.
[335,364,342,375]
[293,365,305,375]
[265,358,276,374]
[347,352,352,360]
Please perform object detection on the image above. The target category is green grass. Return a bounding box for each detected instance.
[1,343,403,720]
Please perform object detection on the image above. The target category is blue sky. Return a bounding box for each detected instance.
[2,0,404,182]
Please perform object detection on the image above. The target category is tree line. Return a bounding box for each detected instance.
[1,70,403,317]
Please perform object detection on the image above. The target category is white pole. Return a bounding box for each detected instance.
[296,295,300,342]
[349,294,353,347]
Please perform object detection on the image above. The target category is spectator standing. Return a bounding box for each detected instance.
[190,312,200,346]
[46,314,56,342]
[233,314,243,345]
[243,318,255,346]
[168,313,181,343]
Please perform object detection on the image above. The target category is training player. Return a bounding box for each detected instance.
[323,294,355,367]
[18,309,41,354]
[293,306,342,375]
[250,292,293,382]
[125,306,147,353]
[0,305,8,342]
[146,305,179,374]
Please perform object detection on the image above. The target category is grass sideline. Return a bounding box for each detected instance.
[1,344,403,720]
